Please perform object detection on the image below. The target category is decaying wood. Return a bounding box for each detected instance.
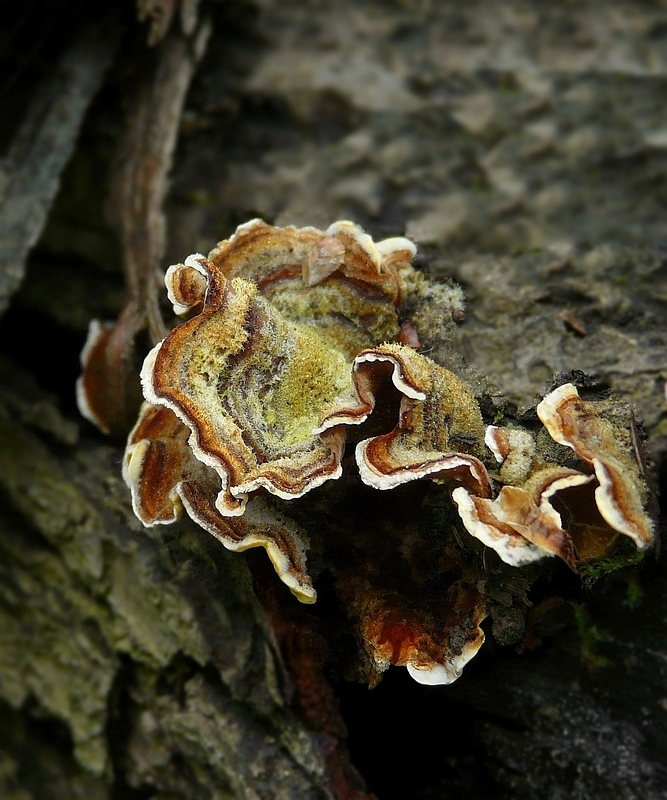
[0,17,120,316]
[107,22,211,345]
[82,21,212,437]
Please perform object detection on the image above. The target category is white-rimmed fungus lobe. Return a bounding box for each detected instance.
[454,383,654,570]
[77,320,116,434]
[536,383,653,551]
[352,343,489,496]
[123,402,316,603]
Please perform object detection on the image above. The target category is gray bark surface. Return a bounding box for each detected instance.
[0,17,120,316]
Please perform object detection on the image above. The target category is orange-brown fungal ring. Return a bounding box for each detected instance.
[77,317,145,437]
[203,219,415,360]
[142,271,361,512]
[77,320,116,435]
[353,344,490,497]
[131,219,425,609]
[536,383,654,550]
[165,254,207,316]
[124,402,316,603]
[354,585,486,686]
[453,468,593,570]
[141,220,425,518]
[123,401,190,525]
[205,219,412,305]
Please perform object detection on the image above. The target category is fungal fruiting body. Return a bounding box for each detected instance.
[452,384,654,570]
[119,218,655,686]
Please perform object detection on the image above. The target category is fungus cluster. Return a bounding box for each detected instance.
[454,384,653,570]
[89,219,655,686]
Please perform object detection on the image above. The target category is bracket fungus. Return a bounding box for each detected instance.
[352,343,490,496]
[352,582,486,686]
[536,383,654,551]
[123,401,316,602]
[107,220,656,687]
[453,383,654,570]
[77,320,116,435]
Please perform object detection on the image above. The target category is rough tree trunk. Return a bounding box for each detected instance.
[1,1,666,798]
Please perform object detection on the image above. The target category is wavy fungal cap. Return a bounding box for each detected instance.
[536,383,653,550]
[352,343,489,496]
[455,383,655,571]
[124,402,316,603]
[141,221,428,517]
[142,271,363,508]
[132,220,431,610]
[76,320,115,434]
[123,220,655,688]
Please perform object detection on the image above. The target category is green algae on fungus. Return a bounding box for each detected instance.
[141,274,356,511]
[125,218,496,684]
[124,402,316,603]
[352,343,489,495]
[141,219,421,515]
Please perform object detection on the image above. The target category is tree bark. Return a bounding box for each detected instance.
[1,1,666,798]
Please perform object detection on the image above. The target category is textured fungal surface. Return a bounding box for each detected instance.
[352,343,489,495]
[121,220,657,687]
[76,320,116,435]
[454,383,655,571]
[142,271,354,512]
[536,383,654,550]
[140,220,421,515]
[124,401,316,602]
[453,467,590,569]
